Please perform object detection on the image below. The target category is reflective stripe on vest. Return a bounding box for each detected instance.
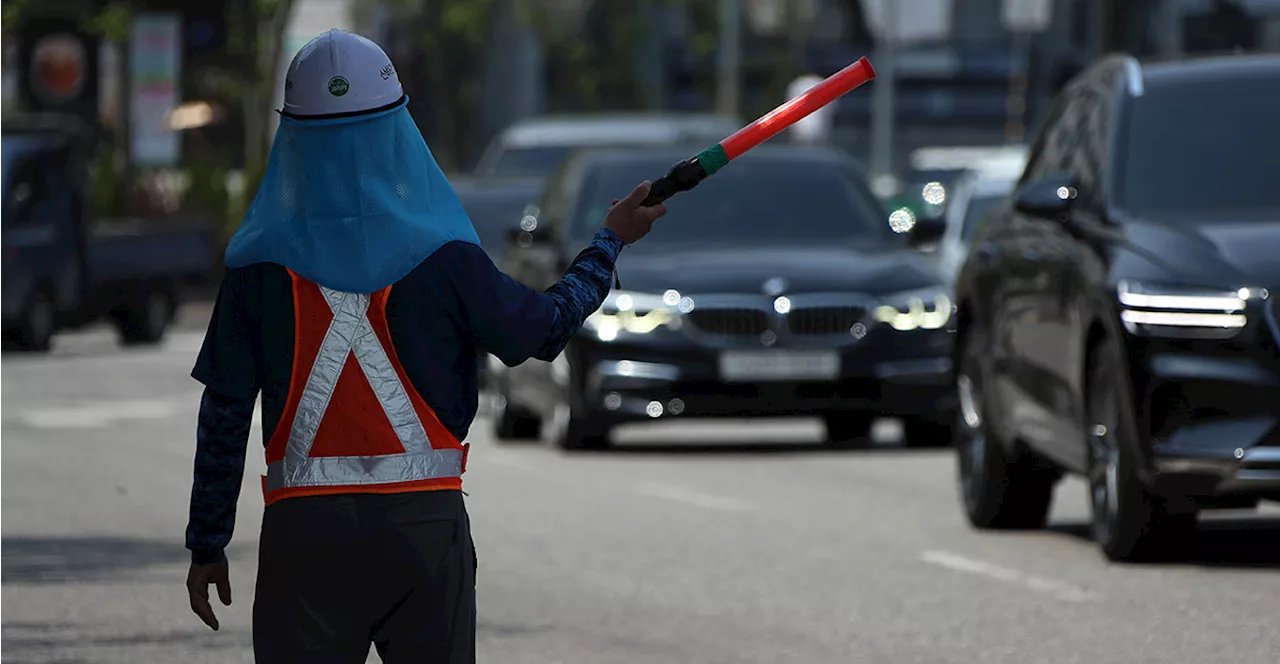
[263,275,465,501]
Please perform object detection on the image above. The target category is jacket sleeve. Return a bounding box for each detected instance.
[186,387,256,565]
[453,228,624,366]
[187,270,260,564]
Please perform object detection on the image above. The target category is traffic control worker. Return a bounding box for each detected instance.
[182,29,667,663]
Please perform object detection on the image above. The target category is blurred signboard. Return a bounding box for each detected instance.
[130,13,182,167]
[1001,0,1053,33]
[859,0,952,45]
[17,17,100,119]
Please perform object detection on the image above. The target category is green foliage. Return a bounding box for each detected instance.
[82,2,133,43]
[1,0,32,34]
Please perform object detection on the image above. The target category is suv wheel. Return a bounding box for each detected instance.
[117,290,172,345]
[14,289,56,352]
[492,393,541,441]
[955,327,1055,529]
[1086,339,1197,562]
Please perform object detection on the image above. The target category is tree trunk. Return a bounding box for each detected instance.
[245,0,293,171]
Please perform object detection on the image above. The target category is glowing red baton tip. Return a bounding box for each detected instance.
[637,56,874,208]
[720,56,876,160]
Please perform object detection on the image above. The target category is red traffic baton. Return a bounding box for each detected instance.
[639,56,876,208]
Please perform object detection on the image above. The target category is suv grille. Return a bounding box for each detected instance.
[787,306,866,335]
[687,309,769,336]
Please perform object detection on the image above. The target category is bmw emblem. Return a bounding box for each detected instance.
[762,277,788,297]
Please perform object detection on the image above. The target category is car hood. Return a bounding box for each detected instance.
[612,245,944,296]
[1123,213,1280,289]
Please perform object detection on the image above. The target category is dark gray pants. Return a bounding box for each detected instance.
[253,490,476,664]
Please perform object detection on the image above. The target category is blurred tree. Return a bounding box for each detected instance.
[229,0,294,177]
[523,0,648,113]
[357,0,497,171]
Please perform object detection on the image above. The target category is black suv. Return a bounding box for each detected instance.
[953,54,1280,562]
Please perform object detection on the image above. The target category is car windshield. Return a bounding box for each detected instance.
[570,155,889,249]
[1116,74,1280,214]
[489,146,577,177]
[961,192,1005,241]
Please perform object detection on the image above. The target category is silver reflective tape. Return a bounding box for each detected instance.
[276,285,450,492]
[350,315,432,455]
[266,448,465,492]
[284,291,368,474]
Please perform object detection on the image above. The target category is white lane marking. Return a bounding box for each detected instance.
[920,550,1103,603]
[636,482,752,512]
[12,399,183,429]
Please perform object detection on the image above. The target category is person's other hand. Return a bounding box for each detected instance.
[187,557,232,631]
[603,181,668,245]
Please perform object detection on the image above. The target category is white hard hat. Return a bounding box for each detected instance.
[282,29,404,117]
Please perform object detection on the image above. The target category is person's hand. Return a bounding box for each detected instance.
[603,181,668,245]
[187,557,232,631]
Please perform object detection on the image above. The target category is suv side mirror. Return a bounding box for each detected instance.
[1013,173,1079,220]
[907,214,946,248]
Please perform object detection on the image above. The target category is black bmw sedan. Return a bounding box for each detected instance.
[493,145,955,450]
[953,54,1280,562]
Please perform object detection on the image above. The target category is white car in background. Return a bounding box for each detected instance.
[474,113,741,178]
[935,173,1018,285]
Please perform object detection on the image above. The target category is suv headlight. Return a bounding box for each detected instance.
[873,288,954,331]
[1117,280,1266,339]
[584,289,688,341]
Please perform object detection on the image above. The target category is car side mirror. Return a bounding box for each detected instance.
[906,214,946,248]
[506,212,552,249]
[1013,173,1079,220]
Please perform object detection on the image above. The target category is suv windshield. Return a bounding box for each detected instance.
[1116,74,1280,214]
[570,155,888,249]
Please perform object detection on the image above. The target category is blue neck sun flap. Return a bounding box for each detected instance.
[224,97,480,294]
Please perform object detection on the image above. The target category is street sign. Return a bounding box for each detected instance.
[1001,0,1053,33]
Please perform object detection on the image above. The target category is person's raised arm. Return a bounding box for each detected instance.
[454,181,667,365]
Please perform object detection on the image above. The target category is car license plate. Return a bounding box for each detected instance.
[718,350,840,382]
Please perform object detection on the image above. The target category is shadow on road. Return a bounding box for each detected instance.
[568,439,949,456]
[1047,515,1280,569]
[1,536,235,585]
[2,619,246,662]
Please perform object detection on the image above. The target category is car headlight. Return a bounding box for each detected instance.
[584,289,689,341]
[873,288,954,331]
[1117,280,1266,339]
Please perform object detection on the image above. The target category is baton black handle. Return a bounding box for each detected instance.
[639,156,711,207]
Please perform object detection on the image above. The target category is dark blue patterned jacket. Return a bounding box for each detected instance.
[186,229,624,564]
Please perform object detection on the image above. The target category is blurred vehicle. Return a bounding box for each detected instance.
[494,145,954,450]
[450,174,544,389]
[2,115,214,352]
[451,175,543,265]
[473,113,741,179]
[953,54,1280,562]
[884,145,1028,245]
[934,173,1017,284]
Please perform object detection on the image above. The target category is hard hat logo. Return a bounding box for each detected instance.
[328,76,350,97]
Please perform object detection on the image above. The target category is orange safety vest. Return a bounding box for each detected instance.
[261,269,469,506]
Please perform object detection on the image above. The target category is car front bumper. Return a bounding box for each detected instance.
[573,331,957,423]
[1128,305,1280,502]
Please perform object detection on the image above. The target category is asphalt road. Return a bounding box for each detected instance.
[3,320,1279,663]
